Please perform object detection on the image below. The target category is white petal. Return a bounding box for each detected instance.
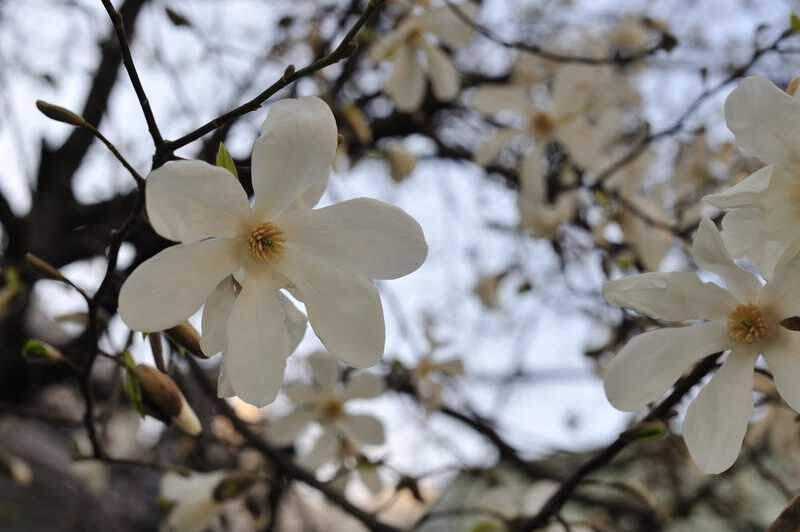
[704,165,772,210]
[603,321,730,411]
[268,408,315,445]
[277,198,427,280]
[475,128,521,166]
[423,43,459,101]
[119,239,241,332]
[301,428,339,470]
[720,209,785,279]
[145,160,250,243]
[251,97,337,220]
[201,276,237,357]
[308,352,339,390]
[337,413,385,446]
[603,272,738,322]
[762,239,800,317]
[224,275,291,407]
[471,85,532,115]
[279,292,308,352]
[386,45,426,112]
[520,148,547,203]
[343,372,384,400]
[683,347,756,474]
[368,18,420,63]
[284,382,321,404]
[357,467,384,495]
[724,76,800,165]
[691,218,760,303]
[763,330,800,412]
[424,3,478,49]
[277,249,385,368]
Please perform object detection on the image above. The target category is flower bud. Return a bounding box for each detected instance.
[0,453,32,486]
[134,365,202,435]
[35,100,87,127]
[212,474,257,501]
[166,321,205,358]
[385,143,416,183]
[22,339,64,364]
[343,104,372,145]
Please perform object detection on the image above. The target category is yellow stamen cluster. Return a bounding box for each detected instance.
[529,112,556,139]
[727,304,769,344]
[787,77,800,97]
[407,28,425,48]
[247,223,285,263]
[319,398,344,420]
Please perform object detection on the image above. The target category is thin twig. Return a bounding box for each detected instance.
[161,0,385,156]
[99,0,165,148]
[514,353,722,531]
[444,0,674,66]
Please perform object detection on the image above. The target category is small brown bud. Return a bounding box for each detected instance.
[134,365,201,435]
[35,100,87,127]
[166,321,204,358]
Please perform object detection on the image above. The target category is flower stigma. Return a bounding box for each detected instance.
[727,303,770,344]
[319,398,345,420]
[529,111,556,139]
[248,223,286,263]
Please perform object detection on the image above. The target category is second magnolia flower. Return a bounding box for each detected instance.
[118,97,428,406]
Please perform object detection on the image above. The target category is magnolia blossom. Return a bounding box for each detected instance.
[603,218,800,473]
[369,3,477,112]
[118,97,428,406]
[474,64,635,171]
[269,352,385,474]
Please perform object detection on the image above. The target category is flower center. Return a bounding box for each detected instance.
[247,223,285,263]
[407,28,425,48]
[727,304,769,344]
[528,111,556,139]
[319,398,344,420]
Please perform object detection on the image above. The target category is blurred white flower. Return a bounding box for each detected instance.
[160,471,226,532]
[369,3,477,111]
[473,64,636,171]
[603,218,800,474]
[410,354,464,411]
[269,352,385,471]
[118,97,428,406]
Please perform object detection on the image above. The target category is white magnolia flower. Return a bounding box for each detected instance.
[603,218,800,474]
[269,352,385,471]
[369,3,477,112]
[118,97,428,406]
[474,65,634,170]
